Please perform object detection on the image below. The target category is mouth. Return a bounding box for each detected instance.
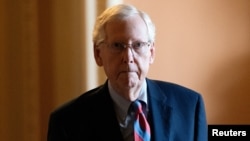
[116,70,139,81]
[119,71,136,74]
[118,66,138,77]
[118,70,139,77]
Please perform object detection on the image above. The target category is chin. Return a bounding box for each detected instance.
[122,78,138,88]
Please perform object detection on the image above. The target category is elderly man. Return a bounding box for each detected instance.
[47,4,207,141]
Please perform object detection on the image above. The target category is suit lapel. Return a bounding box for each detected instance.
[91,82,124,141]
[147,79,172,141]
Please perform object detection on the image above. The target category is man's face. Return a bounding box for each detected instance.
[94,14,155,98]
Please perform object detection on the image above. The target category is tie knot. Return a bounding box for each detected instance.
[131,100,145,114]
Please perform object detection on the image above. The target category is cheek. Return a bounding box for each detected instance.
[103,57,120,74]
[137,56,151,72]
[142,52,153,64]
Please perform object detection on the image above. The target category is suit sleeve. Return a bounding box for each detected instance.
[47,113,68,141]
[195,95,208,141]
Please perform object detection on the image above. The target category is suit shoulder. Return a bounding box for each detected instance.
[147,79,206,110]
[50,85,104,118]
[147,79,202,98]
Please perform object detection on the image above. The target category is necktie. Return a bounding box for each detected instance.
[132,100,151,141]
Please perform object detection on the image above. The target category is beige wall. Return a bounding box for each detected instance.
[0,0,249,141]
[125,0,250,124]
[0,0,117,140]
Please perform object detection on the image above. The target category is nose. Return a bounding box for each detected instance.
[122,46,135,64]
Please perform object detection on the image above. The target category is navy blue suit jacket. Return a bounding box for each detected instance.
[47,78,207,141]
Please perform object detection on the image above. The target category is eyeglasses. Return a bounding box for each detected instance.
[101,41,151,54]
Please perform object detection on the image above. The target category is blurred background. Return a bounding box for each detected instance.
[0,0,249,140]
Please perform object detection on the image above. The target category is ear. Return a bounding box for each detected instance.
[94,44,103,66]
[149,42,155,64]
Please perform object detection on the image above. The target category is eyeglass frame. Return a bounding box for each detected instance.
[98,41,152,55]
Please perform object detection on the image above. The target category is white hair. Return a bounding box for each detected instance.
[92,4,156,45]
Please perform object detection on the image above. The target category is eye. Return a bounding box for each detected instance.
[133,42,145,49]
[111,42,124,49]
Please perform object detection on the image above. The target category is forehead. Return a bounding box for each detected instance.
[104,15,149,42]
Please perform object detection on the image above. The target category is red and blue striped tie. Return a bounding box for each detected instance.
[132,100,151,141]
